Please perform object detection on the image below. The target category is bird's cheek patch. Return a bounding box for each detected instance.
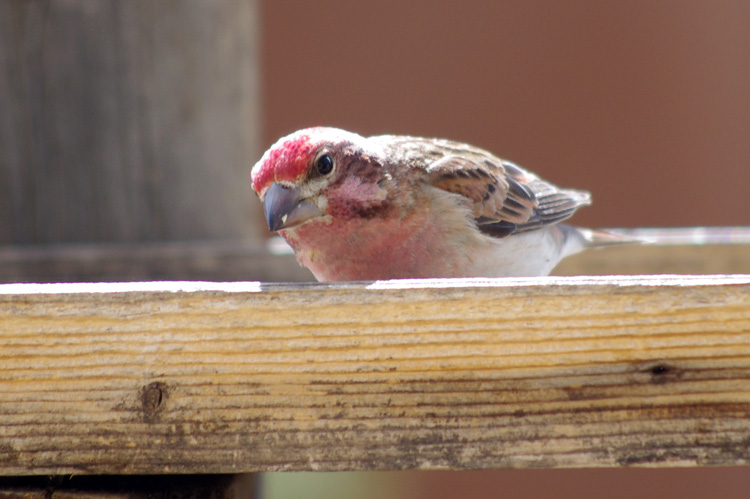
[325,176,389,219]
[334,176,388,203]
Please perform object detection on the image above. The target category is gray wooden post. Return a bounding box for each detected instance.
[0,0,261,245]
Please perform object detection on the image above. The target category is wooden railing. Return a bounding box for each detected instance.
[1,228,749,495]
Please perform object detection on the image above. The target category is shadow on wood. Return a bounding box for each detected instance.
[0,474,254,499]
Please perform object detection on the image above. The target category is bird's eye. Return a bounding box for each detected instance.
[315,154,334,175]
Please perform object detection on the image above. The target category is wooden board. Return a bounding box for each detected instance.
[0,239,314,284]
[1,275,749,474]
[2,229,750,284]
[556,227,750,276]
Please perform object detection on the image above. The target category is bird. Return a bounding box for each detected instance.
[251,127,624,282]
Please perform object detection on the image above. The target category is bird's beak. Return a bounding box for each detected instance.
[263,182,323,231]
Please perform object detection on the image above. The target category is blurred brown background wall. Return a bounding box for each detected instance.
[260,1,750,498]
[262,0,750,230]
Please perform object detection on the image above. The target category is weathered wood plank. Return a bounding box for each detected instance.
[0,239,313,283]
[0,275,749,474]
[1,228,749,283]
[556,227,750,276]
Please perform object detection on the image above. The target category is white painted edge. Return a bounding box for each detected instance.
[0,274,748,295]
[0,281,263,295]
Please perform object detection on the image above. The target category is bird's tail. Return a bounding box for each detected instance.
[559,225,642,258]
[580,227,643,247]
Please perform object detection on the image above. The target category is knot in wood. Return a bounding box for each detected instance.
[141,382,168,422]
[651,364,671,376]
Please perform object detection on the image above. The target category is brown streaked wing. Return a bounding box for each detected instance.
[426,154,539,225]
[373,135,591,238]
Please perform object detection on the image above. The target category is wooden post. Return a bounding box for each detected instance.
[0,1,261,494]
[0,0,261,245]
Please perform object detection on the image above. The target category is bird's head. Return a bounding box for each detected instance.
[251,127,389,232]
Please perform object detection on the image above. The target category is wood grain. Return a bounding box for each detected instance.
[1,275,749,474]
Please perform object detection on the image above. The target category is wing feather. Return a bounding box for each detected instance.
[371,135,591,238]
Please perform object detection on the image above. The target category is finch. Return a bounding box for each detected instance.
[252,127,620,282]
